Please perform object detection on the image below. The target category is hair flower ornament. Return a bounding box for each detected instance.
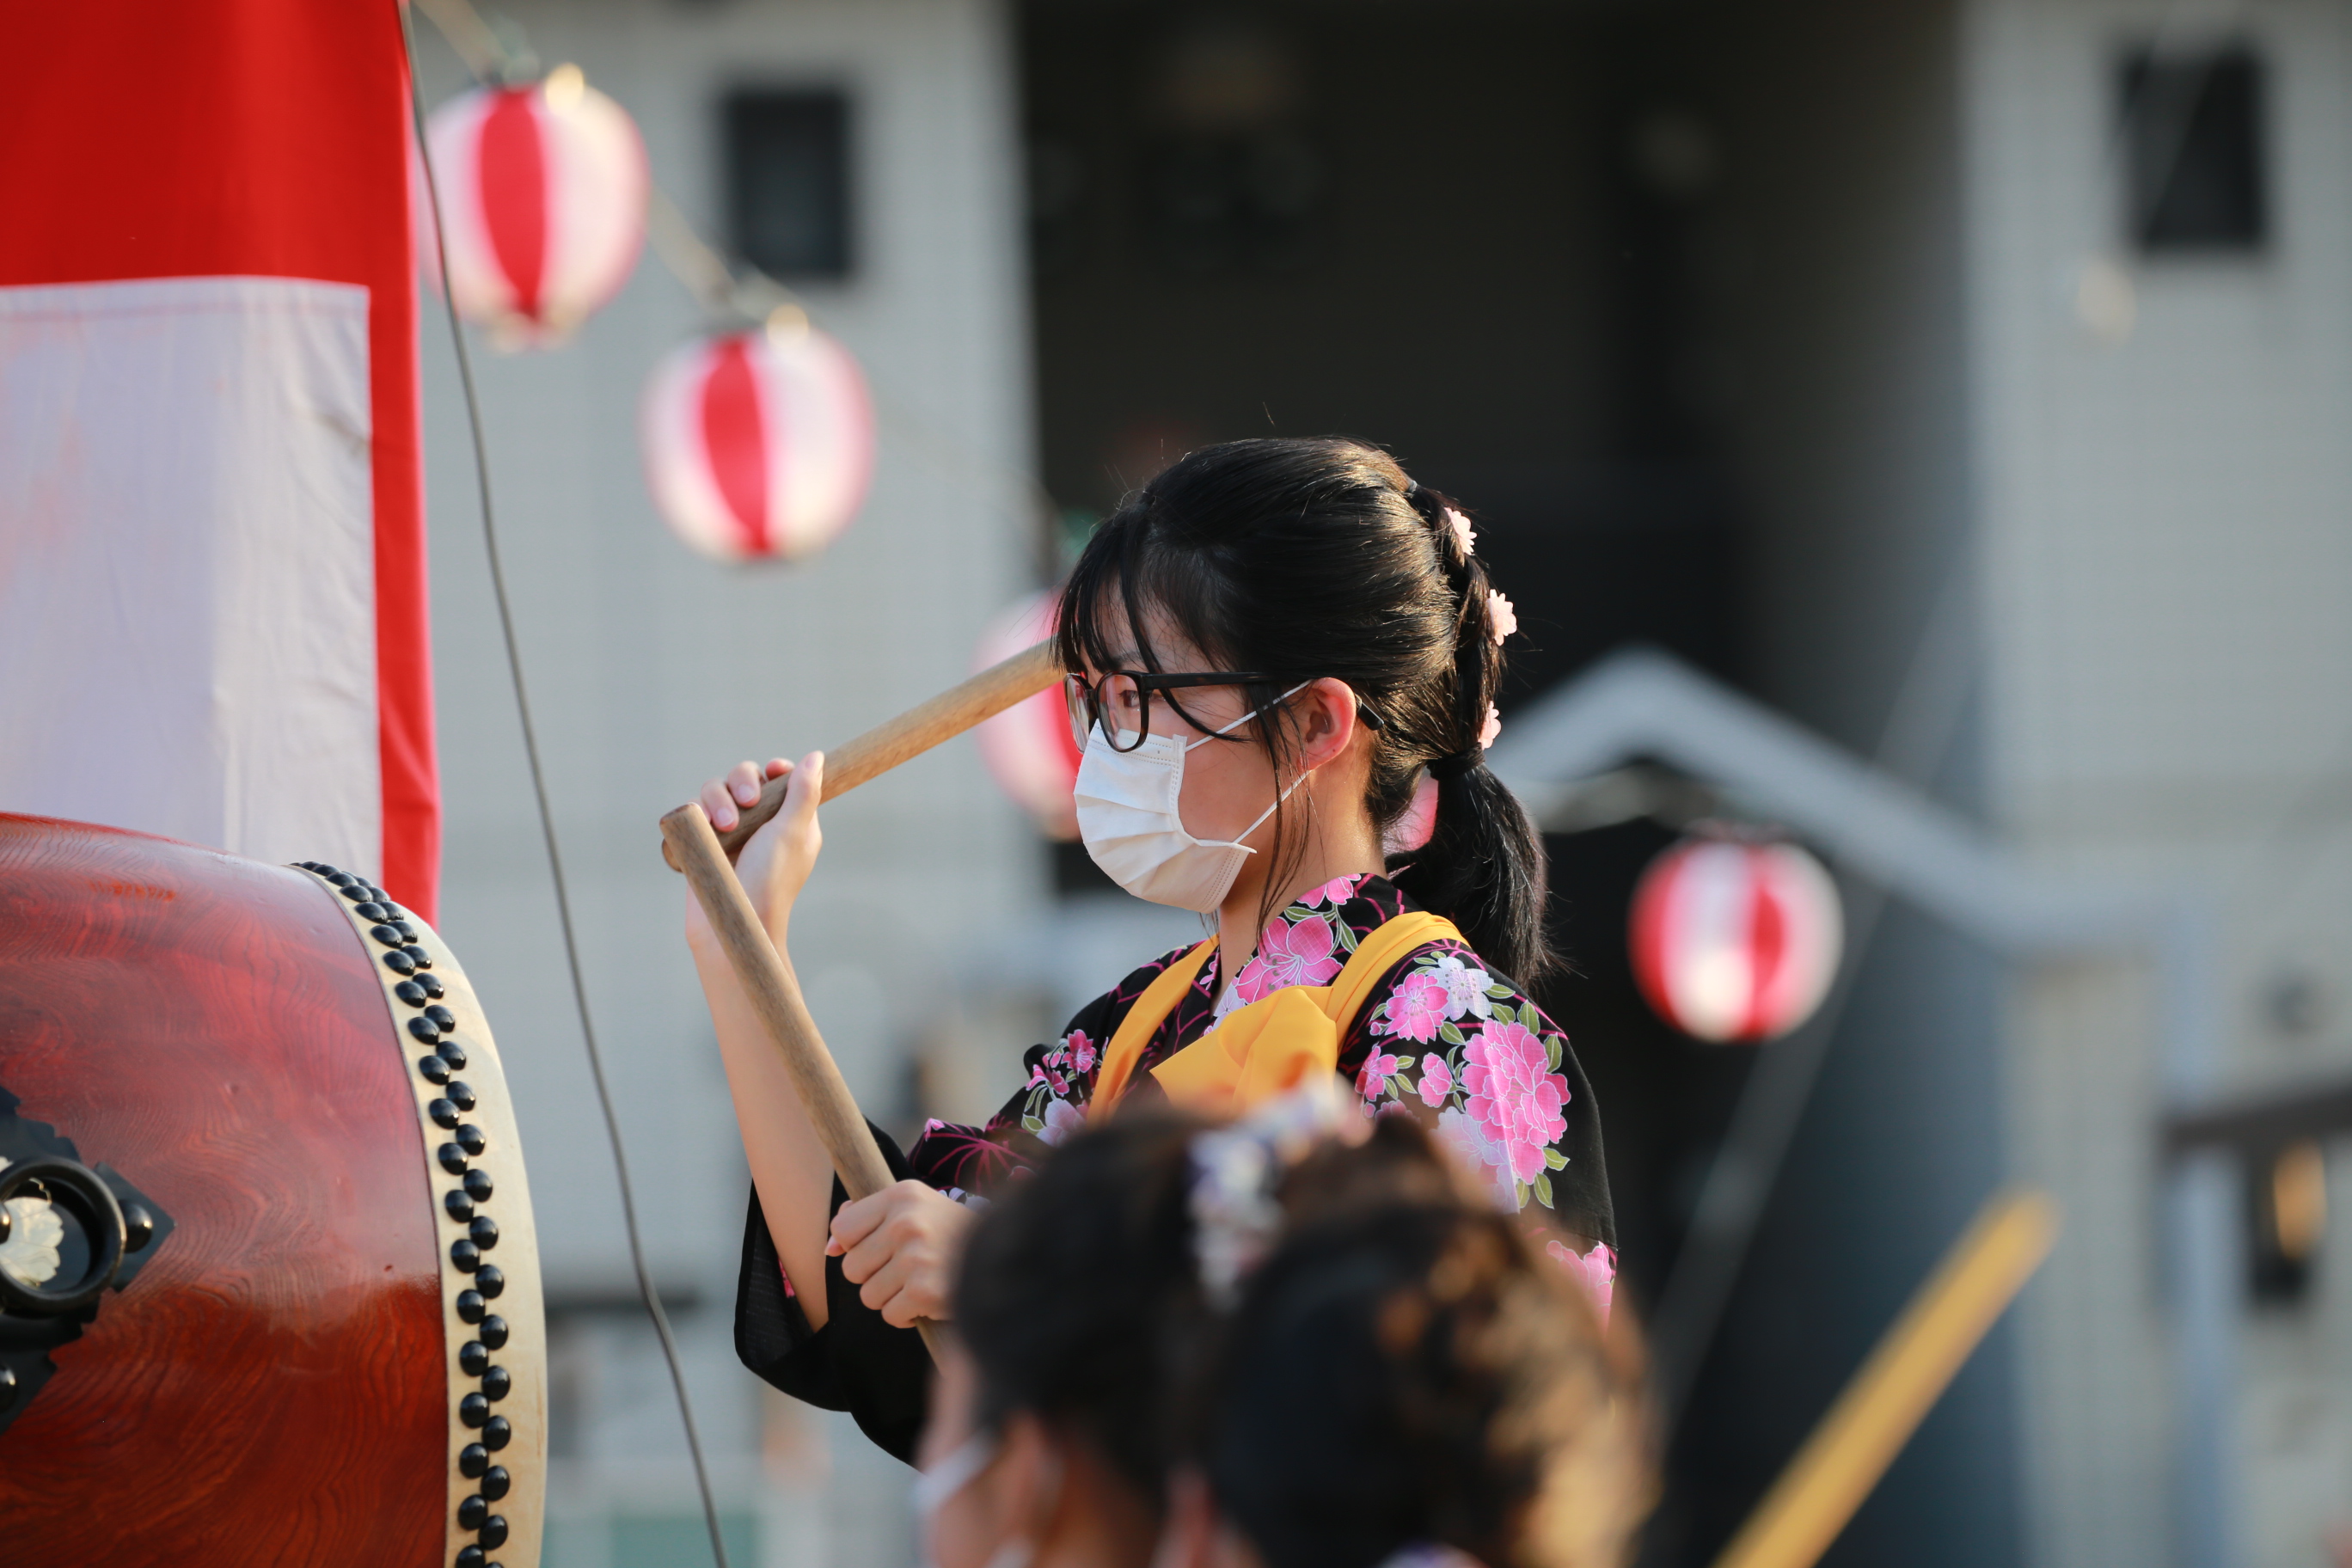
[1445,506,1477,558]
[1486,591,1516,645]
[1479,703,1503,750]
[1188,1077,1356,1306]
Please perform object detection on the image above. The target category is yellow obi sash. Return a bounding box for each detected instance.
[1091,910,1463,1118]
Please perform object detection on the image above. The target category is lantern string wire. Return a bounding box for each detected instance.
[399,9,736,1568]
[411,0,1069,577]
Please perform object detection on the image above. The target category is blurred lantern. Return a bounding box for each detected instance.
[972,589,1080,838]
[1629,836,1841,1044]
[418,64,647,346]
[638,312,875,563]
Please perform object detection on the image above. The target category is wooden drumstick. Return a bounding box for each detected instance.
[659,799,947,1364]
[661,639,1063,871]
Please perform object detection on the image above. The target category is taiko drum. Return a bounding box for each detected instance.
[0,814,545,1566]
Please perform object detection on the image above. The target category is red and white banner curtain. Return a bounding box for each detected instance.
[0,0,439,916]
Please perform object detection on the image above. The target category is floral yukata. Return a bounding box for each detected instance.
[734,872,1614,1462]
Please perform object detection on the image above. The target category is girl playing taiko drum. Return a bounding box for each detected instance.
[689,437,1616,1458]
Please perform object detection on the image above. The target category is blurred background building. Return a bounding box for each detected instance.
[407,1,2352,1565]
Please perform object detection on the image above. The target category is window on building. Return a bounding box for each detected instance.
[2121,46,2267,253]
[725,89,852,279]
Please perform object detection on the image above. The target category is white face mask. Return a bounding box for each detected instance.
[1075,684,1309,913]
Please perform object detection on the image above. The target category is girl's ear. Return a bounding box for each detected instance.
[1292,677,1362,774]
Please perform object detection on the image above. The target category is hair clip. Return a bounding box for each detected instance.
[1187,1079,1353,1306]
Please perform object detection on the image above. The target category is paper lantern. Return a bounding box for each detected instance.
[638,322,875,563]
[973,590,1080,837]
[1630,836,1841,1043]
[418,65,647,346]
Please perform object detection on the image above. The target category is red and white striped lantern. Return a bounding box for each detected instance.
[973,590,1081,838]
[418,65,647,346]
[1629,836,1842,1043]
[638,322,875,564]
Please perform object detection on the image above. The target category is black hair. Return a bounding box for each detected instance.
[1197,1118,1647,1568]
[951,1110,1214,1500]
[1055,437,1554,982]
[952,1112,1646,1565]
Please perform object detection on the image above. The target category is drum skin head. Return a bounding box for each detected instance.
[0,815,542,1567]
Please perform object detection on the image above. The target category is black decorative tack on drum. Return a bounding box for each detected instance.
[456,1289,487,1325]
[459,1495,490,1530]
[401,944,432,969]
[425,1004,457,1031]
[446,1191,475,1222]
[438,1142,469,1174]
[460,1442,491,1479]
[451,1239,481,1271]
[456,1124,487,1156]
[482,1415,511,1449]
[475,1264,505,1298]
[461,1392,490,1428]
[418,1055,451,1086]
[469,1216,499,1250]
[481,1466,511,1500]
[438,1042,469,1072]
[460,1340,490,1376]
[430,1098,462,1130]
[383,949,417,976]
[481,1366,511,1400]
[463,1169,493,1202]
[447,1081,478,1112]
[479,1314,508,1349]
[456,1547,487,1568]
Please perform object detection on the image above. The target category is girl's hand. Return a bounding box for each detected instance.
[687,752,824,942]
[827,1179,977,1328]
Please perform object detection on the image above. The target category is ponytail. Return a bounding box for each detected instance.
[1392,483,1554,983]
[1056,438,1558,984]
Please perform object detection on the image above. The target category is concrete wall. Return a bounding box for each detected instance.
[1963,0,2352,1563]
[410,2,1034,1561]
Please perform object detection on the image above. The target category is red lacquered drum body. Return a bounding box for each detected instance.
[0,815,543,1567]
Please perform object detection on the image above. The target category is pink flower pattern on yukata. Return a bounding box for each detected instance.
[1378,971,1450,1044]
[906,873,1606,1291]
[1231,911,1343,1004]
[1547,1240,1616,1326]
[1297,875,1363,909]
[1430,953,1494,1022]
[1463,1020,1571,1185]
[1038,1098,1086,1147]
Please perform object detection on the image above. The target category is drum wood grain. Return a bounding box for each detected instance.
[0,816,534,1566]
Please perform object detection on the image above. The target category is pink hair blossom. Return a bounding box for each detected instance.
[1479,703,1502,749]
[1418,1053,1454,1107]
[1487,591,1517,644]
[1445,506,1477,557]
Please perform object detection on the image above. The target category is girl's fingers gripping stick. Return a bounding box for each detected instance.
[658,799,946,1364]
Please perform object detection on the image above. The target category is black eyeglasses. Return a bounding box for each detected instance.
[1064,671,1280,753]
